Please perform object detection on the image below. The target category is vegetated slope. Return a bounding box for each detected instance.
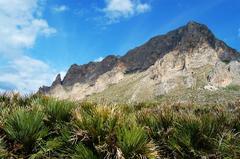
[39,21,240,103]
[1,94,240,158]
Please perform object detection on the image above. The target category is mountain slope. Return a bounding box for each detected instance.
[39,21,240,102]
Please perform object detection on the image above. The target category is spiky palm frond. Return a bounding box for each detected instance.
[216,130,240,158]
[4,109,48,152]
[116,124,159,159]
[73,105,119,144]
[41,98,75,123]
[29,138,63,159]
[137,108,174,137]
[168,114,218,158]
[0,137,8,158]
[71,143,98,159]
[1,94,240,158]
[73,105,121,158]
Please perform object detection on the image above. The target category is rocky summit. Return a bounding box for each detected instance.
[39,21,240,103]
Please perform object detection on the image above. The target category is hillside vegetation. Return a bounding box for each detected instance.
[1,93,240,158]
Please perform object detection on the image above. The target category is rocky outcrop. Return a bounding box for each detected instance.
[52,74,62,87]
[39,21,240,101]
[120,21,238,73]
[43,64,125,100]
[207,61,240,87]
[39,55,121,94]
[62,55,120,86]
[39,74,62,93]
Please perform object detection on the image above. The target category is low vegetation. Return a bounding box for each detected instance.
[0,93,240,158]
[224,84,240,92]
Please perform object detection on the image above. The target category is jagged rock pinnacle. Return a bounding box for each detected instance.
[52,74,62,87]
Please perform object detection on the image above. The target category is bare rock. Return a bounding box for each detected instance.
[39,21,240,102]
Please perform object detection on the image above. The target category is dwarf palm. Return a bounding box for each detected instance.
[116,124,159,159]
[71,143,98,159]
[41,98,75,123]
[4,109,48,152]
[29,138,63,159]
[168,114,217,158]
[0,137,7,158]
[216,130,240,158]
[73,105,119,144]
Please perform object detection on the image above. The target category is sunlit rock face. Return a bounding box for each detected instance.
[39,21,240,101]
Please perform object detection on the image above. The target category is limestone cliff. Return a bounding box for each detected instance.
[39,21,240,102]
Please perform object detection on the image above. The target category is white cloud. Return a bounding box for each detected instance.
[59,71,67,79]
[238,28,240,37]
[52,5,69,13]
[94,57,104,62]
[0,0,57,93]
[136,3,151,13]
[103,0,151,23]
[0,56,56,93]
[0,0,56,57]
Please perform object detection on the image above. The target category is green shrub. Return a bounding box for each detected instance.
[30,138,63,159]
[42,99,75,123]
[0,137,8,158]
[1,95,240,158]
[137,109,174,136]
[168,115,218,158]
[116,124,159,158]
[74,105,119,144]
[71,143,97,159]
[216,131,240,158]
[224,84,240,91]
[4,109,48,152]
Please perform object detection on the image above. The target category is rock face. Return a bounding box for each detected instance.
[52,74,62,87]
[39,74,62,93]
[121,21,238,72]
[39,21,240,102]
[62,55,120,86]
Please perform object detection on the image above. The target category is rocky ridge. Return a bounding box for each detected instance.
[39,21,240,102]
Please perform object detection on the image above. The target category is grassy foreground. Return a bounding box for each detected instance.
[0,94,240,158]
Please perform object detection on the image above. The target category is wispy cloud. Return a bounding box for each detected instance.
[102,0,151,23]
[0,0,57,93]
[94,57,104,62]
[52,5,69,13]
[0,56,56,93]
[238,28,240,37]
[0,0,57,57]
[136,3,151,13]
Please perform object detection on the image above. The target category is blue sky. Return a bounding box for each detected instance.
[0,0,240,93]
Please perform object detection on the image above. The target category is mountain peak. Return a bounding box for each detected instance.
[186,21,213,37]
[121,21,218,72]
[186,20,205,27]
[39,22,239,96]
[185,21,211,31]
[52,74,62,87]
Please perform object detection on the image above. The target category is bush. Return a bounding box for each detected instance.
[216,131,240,158]
[168,114,218,158]
[1,95,240,158]
[71,143,98,159]
[116,123,159,158]
[4,109,48,152]
[73,105,119,144]
[29,138,64,159]
[224,84,240,91]
[0,137,8,158]
[41,98,75,123]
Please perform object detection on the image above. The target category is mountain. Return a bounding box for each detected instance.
[39,21,240,103]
